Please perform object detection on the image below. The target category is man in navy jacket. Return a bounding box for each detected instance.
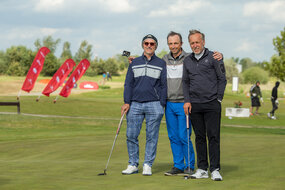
[121,34,167,176]
[183,30,227,181]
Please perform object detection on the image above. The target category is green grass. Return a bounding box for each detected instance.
[0,76,285,189]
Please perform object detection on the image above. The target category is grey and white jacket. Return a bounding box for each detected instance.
[163,49,189,103]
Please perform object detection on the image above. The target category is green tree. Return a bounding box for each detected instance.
[5,46,35,76]
[266,27,285,81]
[156,49,168,58]
[113,54,129,70]
[34,36,61,54]
[34,36,60,76]
[85,57,99,76]
[0,51,8,74]
[242,66,269,84]
[74,40,92,63]
[104,58,119,75]
[41,54,59,76]
[93,58,105,75]
[60,41,72,60]
[224,58,240,83]
[239,57,256,72]
[6,61,25,76]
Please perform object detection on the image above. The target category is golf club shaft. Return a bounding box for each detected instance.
[186,114,190,172]
[104,112,125,172]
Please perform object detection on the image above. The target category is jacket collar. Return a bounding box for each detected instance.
[190,48,209,60]
[167,49,187,61]
[141,53,157,62]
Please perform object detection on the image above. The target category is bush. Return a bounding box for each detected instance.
[6,61,26,76]
[242,67,269,84]
[5,46,35,76]
[41,54,59,76]
[0,51,8,74]
[99,85,111,89]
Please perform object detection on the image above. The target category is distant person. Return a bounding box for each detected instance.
[250,81,263,115]
[121,34,167,176]
[267,81,280,120]
[183,29,227,181]
[162,31,223,176]
[107,72,112,81]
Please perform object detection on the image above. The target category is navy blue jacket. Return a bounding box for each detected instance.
[124,54,167,107]
[182,48,227,103]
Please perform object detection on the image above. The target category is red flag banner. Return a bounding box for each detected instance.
[42,59,76,97]
[21,47,50,92]
[59,59,90,98]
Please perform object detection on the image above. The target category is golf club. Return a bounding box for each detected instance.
[184,114,191,180]
[98,112,126,176]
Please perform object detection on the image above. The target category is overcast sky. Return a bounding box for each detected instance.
[0,0,284,62]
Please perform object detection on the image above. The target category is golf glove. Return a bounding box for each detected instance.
[260,97,263,103]
[275,99,279,105]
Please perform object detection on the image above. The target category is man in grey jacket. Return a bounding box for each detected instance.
[163,31,223,176]
[183,30,227,181]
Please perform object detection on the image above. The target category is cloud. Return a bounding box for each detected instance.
[3,27,72,41]
[243,0,285,22]
[235,41,258,53]
[98,0,135,13]
[33,0,135,13]
[34,0,65,12]
[149,0,210,17]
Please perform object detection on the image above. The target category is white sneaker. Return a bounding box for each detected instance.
[267,113,271,118]
[211,169,223,181]
[122,165,138,175]
[190,169,208,179]
[142,164,152,176]
[271,116,276,120]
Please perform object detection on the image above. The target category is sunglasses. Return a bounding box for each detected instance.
[144,42,156,46]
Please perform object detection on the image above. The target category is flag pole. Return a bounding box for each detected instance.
[54,95,59,104]
[17,90,21,100]
[36,94,42,102]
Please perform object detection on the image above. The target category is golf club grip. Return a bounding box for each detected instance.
[116,112,125,134]
[186,114,189,129]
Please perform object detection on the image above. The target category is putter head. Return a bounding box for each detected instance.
[98,172,106,176]
[98,169,107,176]
[184,175,190,180]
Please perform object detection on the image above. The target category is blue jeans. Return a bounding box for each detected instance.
[126,101,164,167]
[165,101,195,170]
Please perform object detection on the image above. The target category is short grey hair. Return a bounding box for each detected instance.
[188,29,205,41]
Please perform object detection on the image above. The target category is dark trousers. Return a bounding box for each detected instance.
[190,100,221,172]
[270,98,278,116]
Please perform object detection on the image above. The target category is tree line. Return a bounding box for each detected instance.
[0,27,284,83]
[0,36,129,77]
[219,27,285,83]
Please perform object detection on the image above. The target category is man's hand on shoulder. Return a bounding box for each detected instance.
[128,56,135,64]
[213,51,223,61]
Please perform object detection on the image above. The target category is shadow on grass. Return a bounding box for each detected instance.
[153,162,179,174]
[222,164,239,176]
